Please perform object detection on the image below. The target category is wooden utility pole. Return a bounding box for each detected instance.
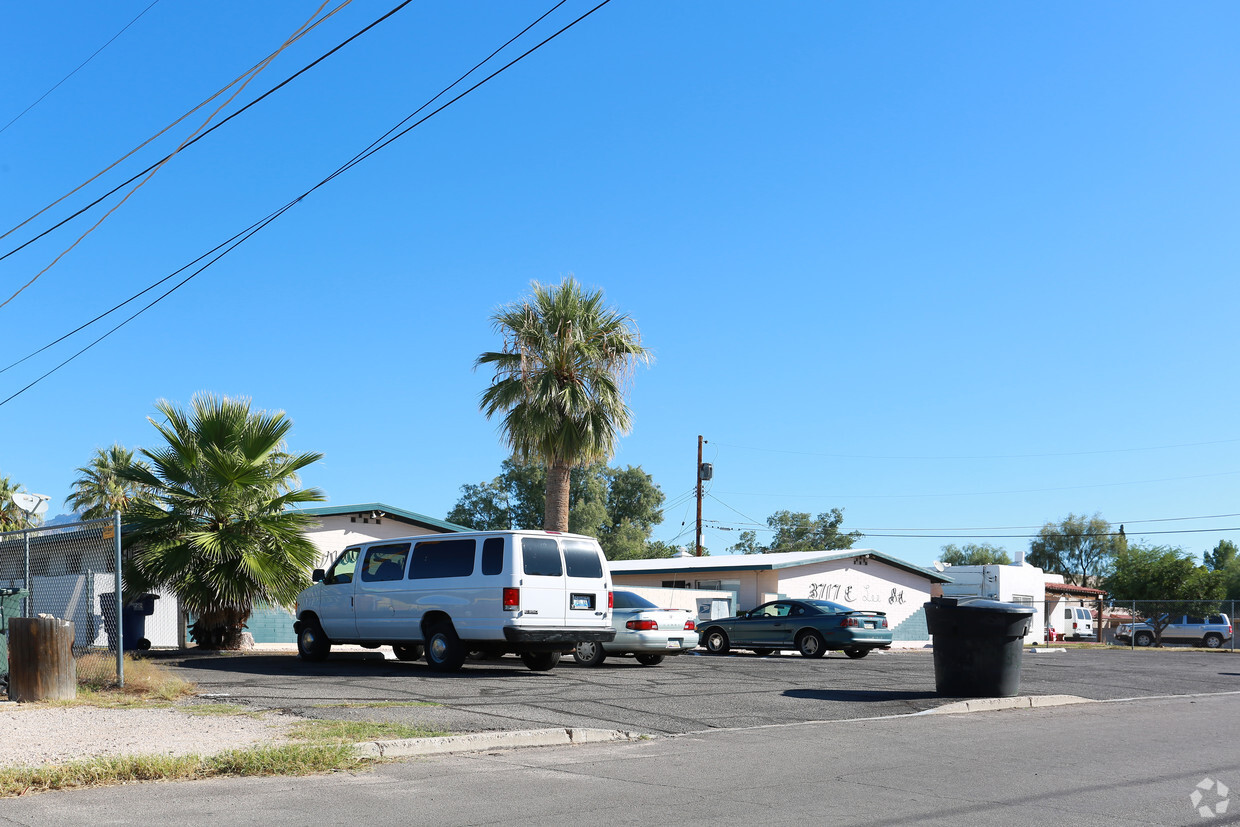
[695,435,704,556]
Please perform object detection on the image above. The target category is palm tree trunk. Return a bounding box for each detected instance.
[544,460,572,531]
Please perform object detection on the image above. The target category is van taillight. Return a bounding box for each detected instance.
[608,591,613,609]
[503,588,519,610]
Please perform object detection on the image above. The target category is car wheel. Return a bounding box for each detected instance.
[843,646,869,659]
[392,644,424,661]
[425,622,466,672]
[520,651,560,671]
[635,654,664,666]
[797,631,827,659]
[297,619,330,662]
[703,629,730,654]
[573,641,607,667]
[1134,631,1154,647]
[751,648,774,657]
[1203,633,1224,649]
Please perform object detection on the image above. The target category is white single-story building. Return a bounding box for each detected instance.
[608,549,952,648]
[935,557,1052,644]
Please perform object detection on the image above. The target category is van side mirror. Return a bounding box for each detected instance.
[312,569,325,583]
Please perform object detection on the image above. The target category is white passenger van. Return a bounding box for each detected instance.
[293,530,615,672]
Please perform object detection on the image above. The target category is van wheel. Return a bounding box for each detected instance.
[1134,631,1154,647]
[520,651,560,671]
[573,641,607,667]
[635,654,664,666]
[297,620,331,662]
[392,644,424,661]
[703,629,730,654]
[797,631,827,659]
[1203,633,1224,649]
[843,647,869,659]
[425,622,466,672]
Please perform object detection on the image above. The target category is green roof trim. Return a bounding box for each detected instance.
[296,503,470,534]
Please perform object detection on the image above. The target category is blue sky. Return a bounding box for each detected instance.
[2,2,1238,567]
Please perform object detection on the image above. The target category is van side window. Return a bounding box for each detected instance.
[326,548,360,584]
[522,538,563,576]
[563,541,603,578]
[1064,609,1072,620]
[410,538,476,579]
[360,543,411,582]
[481,538,504,575]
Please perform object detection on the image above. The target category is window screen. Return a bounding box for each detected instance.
[409,539,476,579]
[521,538,562,576]
[563,540,603,578]
[481,537,504,575]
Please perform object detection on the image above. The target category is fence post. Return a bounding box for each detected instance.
[1131,600,1136,650]
[114,510,123,688]
[22,529,30,617]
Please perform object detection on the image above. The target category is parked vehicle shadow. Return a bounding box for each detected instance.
[783,688,939,703]
[158,652,555,679]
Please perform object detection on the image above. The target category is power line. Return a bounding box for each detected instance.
[705,512,1240,533]
[0,0,164,137]
[0,0,414,270]
[699,519,1240,541]
[0,0,609,407]
[714,438,1240,461]
[711,468,1240,500]
[0,1,351,311]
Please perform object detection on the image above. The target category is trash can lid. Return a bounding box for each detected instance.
[926,596,1035,614]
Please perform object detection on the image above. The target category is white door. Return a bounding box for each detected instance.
[316,547,360,639]
[518,536,567,629]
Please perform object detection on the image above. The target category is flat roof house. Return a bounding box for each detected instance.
[609,549,952,648]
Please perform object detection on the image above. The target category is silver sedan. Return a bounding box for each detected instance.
[573,590,699,666]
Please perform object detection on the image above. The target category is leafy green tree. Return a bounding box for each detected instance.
[939,543,1013,566]
[0,474,31,531]
[447,460,666,560]
[729,509,861,554]
[1028,513,1121,585]
[476,278,651,532]
[1204,539,1238,571]
[1105,544,1225,645]
[65,443,153,519]
[122,394,325,649]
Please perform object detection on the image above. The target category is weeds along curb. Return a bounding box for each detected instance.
[351,727,643,759]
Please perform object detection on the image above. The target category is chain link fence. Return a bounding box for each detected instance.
[1107,599,1236,650]
[0,515,182,691]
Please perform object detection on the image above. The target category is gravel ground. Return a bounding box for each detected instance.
[0,705,297,768]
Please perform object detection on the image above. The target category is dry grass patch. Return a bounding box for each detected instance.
[288,720,451,743]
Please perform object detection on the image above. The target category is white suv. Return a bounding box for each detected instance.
[1115,614,1232,648]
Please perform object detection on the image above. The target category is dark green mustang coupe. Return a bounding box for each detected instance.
[698,598,892,659]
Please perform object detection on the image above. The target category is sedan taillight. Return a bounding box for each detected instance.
[841,617,859,628]
[626,619,659,631]
[502,587,519,611]
[684,619,696,631]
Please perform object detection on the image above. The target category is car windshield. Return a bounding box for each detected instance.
[799,599,853,614]
[613,591,659,610]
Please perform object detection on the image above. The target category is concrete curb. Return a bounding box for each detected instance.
[351,727,644,759]
[920,694,1093,715]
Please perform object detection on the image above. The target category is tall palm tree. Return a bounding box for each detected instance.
[121,394,326,649]
[0,474,30,531]
[65,443,152,519]
[476,278,651,531]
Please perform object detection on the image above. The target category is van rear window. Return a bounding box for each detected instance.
[563,542,603,578]
[522,538,562,576]
[481,537,504,575]
[410,539,476,579]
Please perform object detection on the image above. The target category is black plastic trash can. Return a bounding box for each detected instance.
[100,592,159,651]
[924,596,1034,698]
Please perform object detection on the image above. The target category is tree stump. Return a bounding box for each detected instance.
[8,616,77,702]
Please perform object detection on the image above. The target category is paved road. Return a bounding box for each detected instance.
[161,646,1240,735]
[6,691,1239,826]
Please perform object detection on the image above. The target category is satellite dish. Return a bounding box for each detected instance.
[11,492,50,517]
[932,560,946,572]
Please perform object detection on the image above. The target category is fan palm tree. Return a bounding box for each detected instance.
[0,473,30,531]
[121,394,326,649]
[65,443,153,519]
[476,278,651,531]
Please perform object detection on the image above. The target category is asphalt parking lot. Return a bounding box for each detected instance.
[162,646,1240,736]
